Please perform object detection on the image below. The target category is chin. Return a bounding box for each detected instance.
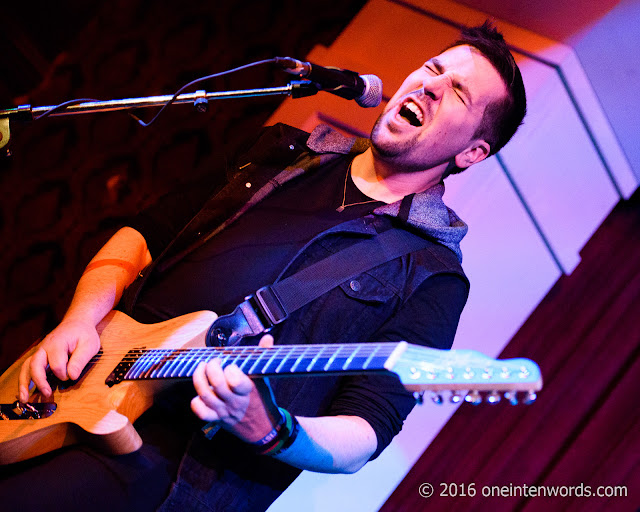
[371,128,418,161]
[371,118,402,157]
[370,134,399,158]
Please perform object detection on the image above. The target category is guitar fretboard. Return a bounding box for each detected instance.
[106,343,402,386]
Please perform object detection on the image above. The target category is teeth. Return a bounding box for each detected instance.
[404,101,424,125]
[400,100,424,126]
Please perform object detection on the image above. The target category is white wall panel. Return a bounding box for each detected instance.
[443,158,561,352]
[501,57,620,273]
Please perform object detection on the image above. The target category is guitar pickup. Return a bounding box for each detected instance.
[0,400,57,420]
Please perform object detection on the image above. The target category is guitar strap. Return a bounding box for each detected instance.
[205,221,433,347]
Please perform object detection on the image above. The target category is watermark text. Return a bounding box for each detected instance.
[418,482,628,499]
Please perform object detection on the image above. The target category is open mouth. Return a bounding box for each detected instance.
[398,99,424,127]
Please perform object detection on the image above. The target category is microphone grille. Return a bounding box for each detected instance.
[356,74,383,108]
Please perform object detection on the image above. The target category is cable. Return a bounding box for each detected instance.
[133,58,276,127]
[34,98,100,121]
[31,58,277,126]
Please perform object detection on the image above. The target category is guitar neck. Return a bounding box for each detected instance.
[105,340,542,399]
[107,342,403,386]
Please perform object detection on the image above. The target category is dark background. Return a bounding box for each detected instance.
[0,0,367,370]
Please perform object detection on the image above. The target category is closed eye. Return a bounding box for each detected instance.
[453,85,466,104]
[424,63,467,105]
[424,63,439,75]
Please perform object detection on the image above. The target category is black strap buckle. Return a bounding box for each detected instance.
[254,286,287,325]
[206,286,288,347]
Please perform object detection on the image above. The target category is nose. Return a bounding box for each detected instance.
[423,74,451,101]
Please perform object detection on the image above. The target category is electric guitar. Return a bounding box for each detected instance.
[0,310,542,465]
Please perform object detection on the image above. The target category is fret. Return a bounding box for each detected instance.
[156,350,180,378]
[247,348,269,375]
[324,345,354,372]
[125,359,141,380]
[128,352,154,379]
[157,350,181,378]
[144,349,164,378]
[216,350,233,369]
[306,346,334,373]
[368,355,390,370]
[182,350,204,377]
[323,348,339,372]
[342,344,361,371]
[346,348,378,370]
[274,347,300,374]
[148,350,170,378]
[157,350,176,378]
[237,347,262,373]
[225,349,243,369]
[260,346,283,374]
[362,344,381,370]
[317,348,338,372]
[125,353,143,379]
[171,350,195,378]
[305,346,324,373]
[289,346,310,373]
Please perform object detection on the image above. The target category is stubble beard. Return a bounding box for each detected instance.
[370,112,416,159]
[370,111,431,175]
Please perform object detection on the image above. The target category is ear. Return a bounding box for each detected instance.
[454,140,491,169]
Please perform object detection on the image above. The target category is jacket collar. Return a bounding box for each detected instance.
[307,124,468,262]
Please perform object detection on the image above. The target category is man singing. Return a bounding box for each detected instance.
[8,21,526,512]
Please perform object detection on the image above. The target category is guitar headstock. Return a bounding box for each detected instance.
[387,343,542,406]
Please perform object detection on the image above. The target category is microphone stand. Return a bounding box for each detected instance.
[0,80,318,151]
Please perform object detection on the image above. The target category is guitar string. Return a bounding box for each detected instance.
[96,344,398,360]
[85,345,397,380]
[82,346,398,369]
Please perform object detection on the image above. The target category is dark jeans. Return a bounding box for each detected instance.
[0,407,189,512]
[0,401,299,512]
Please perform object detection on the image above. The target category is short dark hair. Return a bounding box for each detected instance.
[446,21,527,175]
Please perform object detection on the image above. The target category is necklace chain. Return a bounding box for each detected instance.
[337,161,379,212]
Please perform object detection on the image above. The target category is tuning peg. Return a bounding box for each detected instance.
[449,391,464,404]
[465,390,482,405]
[486,391,501,404]
[430,392,444,405]
[523,391,537,404]
[413,391,425,404]
[504,391,519,405]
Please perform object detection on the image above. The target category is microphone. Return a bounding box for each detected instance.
[275,57,383,108]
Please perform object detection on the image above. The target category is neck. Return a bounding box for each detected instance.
[351,149,445,204]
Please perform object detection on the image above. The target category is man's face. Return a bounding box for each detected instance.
[371,44,507,173]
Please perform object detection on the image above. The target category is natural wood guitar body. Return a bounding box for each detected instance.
[0,310,216,465]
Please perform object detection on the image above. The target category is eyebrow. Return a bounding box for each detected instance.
[430,57,473,106]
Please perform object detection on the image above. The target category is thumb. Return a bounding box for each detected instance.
[258,334,274,348]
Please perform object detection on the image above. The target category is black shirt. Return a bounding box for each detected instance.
[128,155,468,458]
[132,157,382,320]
